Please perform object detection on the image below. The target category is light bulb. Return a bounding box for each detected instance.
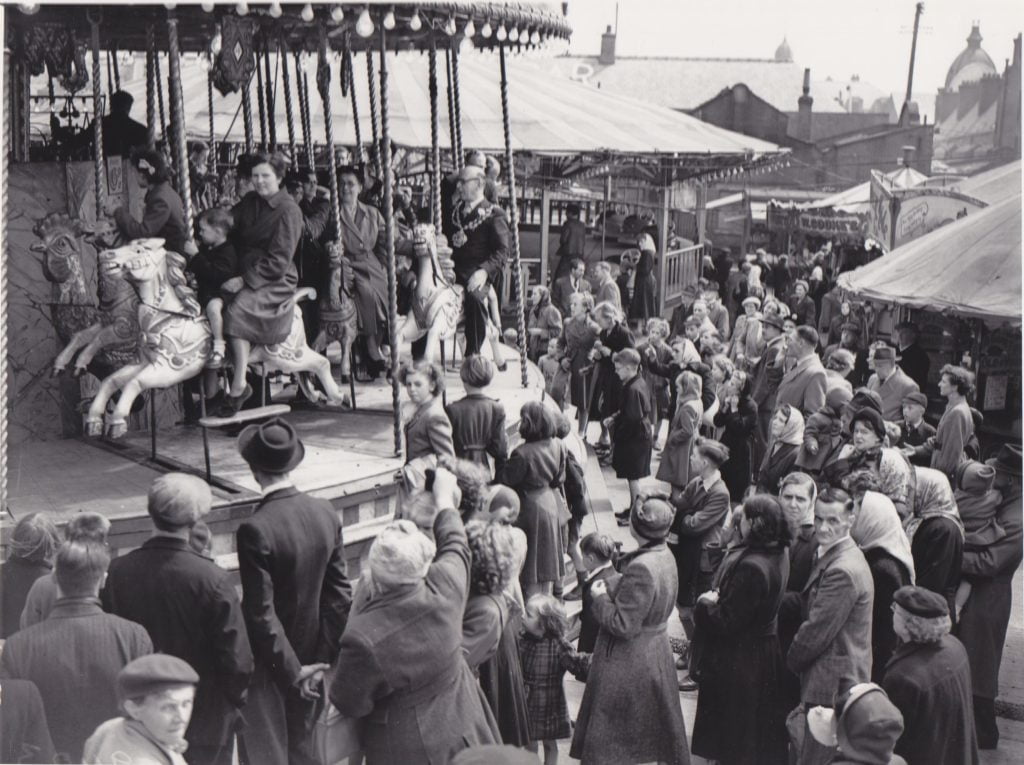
[163,2,176,10]
[464,19,475,38]
[530,30,540,45]
[496,24,507,41]
[269,2,282,18]
[480,21,492,38]
[509,27,519,42]
[330,5,344,22]
[383,9,395,30]
[409,10,422,31]
[356,8,374,38]
[300,3,314,22]
[200,1,215,11]
[211,31,223,54]
[445,16,456,35]
[236,1,248,16]
[18,1,39,12]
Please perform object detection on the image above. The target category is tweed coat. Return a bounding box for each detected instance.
[775,352,828,420]
[570,543,690,765]
[405,396,456,463]
[329,509,500,764]
[866,367,920,422]
[338,201,389,338]
[593,277,622,315]
[787,537,874,706]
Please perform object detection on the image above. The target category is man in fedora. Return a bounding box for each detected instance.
[895,321,930,391]
[865,344,920,422]
[235,417,353,765]
[957,443,1023,750]
[103,473,253,765]
[750,311,788,468]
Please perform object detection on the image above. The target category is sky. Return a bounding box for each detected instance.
[564,0,1022,105]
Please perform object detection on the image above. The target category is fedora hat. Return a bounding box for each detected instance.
[238,416,305,473]
[872,345,899,362]
[987,443,1023,477]
[761,313,785,332]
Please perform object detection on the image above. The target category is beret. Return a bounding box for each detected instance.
[902,391,928,408]
[612,348,642,367]
[631,497,674,541]
[147,473,212,528]
[850,407,886,439]
[794,280,809,291]
[118,654,199,700]
[957,461,996,494]
[893,585,949,618]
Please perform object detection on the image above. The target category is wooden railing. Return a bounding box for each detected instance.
[660,243,704,313]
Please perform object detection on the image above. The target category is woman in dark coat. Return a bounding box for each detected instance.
[0,514,60,638]
[338,165,391,371]
[105,148,191,256]
[570,498,691,765]
[221,153,302,412]
[500,402,570,599]
[628,234,658,329]
[588,301,634,450]
[691,495,791,765]
[714,370,758,500]
[608,348,654,488]
[461,520,531,747]
[848,477,916,681]
[907,466,965,623]
[526,286,563,362]
[756,404,803,495]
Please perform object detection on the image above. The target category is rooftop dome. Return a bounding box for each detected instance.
[944,24,997,90]
[775,36,793,63]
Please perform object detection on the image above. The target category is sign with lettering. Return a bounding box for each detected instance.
[890,188,987,249]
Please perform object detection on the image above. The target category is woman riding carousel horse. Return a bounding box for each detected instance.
[103,149,190,257]
[337,164,390,378]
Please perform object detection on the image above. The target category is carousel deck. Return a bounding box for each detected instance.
[5,347,544,563]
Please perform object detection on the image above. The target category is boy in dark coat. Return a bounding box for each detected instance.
[188,206,239,368]
[606,348,653,511]
[445,355,509,478]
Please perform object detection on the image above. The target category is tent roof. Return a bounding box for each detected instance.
[803,165,928,212]
[957,160,1022,204]
[837,191,1022,324]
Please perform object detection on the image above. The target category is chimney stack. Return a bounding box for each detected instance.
[795,68,814,141]
[599,24,616,65]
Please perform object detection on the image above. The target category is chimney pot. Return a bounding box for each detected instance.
[599,24,617,65]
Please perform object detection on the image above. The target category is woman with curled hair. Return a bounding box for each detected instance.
[0,514,61,638]
[400,361,455,464]
[906,364,977,480]
[103,148,191,256]
[588,300,634,454]
[500,402,569,599]
[526,286,563,362]
[461,521,532,747]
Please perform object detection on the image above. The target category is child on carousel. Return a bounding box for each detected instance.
[186,206,239,374]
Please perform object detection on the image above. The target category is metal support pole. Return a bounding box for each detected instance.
[207,72,216,170]
[450,41,464,165]
[498,44,529,387]
[1,38,11,512]
[255,48,268,150]
[166,9,194,237]
[379,27,402,455]
[241,76,254,153]
[445,49,459,169]
[155,48,167,142]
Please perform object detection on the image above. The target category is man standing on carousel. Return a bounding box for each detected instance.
[449,164,510,356]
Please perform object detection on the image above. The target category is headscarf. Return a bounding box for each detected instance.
[905,467,964,542]
[771,405,805,450]
[851,491,916,583]
[677,338,701,367]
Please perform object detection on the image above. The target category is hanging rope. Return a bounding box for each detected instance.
[279,38,298,169]
[428,39,442,236]
[499,44,528,387]
[241,75,254,153]
[344,46,364,164]
[154,47,167,142]
[89,14,107,218]
[365,47,381,179]
[166,9,194,237]
[145,24,157,148]
[445,49,459,170]
[450,40,464,167]
[378,27,401,457]
[264,41,276,150]
[255,48,268,151]
[207,71,216,172]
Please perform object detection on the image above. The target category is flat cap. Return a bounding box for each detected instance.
[902,391,928,408]
[631,497,674,541]
[761,313,785,332]
[118,654,199,700]
[893,585,948,618]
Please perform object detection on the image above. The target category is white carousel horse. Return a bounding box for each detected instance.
[85,238,348,438]
[396,223,499,365]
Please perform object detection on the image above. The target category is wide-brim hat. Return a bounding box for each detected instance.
[988,443,1023,476]
[761,314,785,332]
[238,416,305,473]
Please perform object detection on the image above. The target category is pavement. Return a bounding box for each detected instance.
[550,429,1024,764]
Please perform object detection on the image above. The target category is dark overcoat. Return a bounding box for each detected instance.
[756,442,800,495]
[883,635,979,765]
[656,399,701,487]
[329,509,500,764]
[669,473,731,607]
[629,249,657,322]
[691,544,790,765]
[577,565,622,653]
[611,373,653,480]
[102,536,254,750]
[338,201,389,337]
[570,543,690,765]
[113,180,190,255]
[558,316,599,410]
[589,322,634,420]
[911,515,964,621]
[0,557,50,639]
[446,393,509,477]
[862,548,912,683]
[225,190,302,345]
[713,395,758,499]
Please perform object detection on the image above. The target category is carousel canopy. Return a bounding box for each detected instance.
[837,190,1022,324]
[803,165,929,213]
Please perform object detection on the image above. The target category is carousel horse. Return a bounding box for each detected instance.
[310,241,358,382]
[32,213,139,381]
[85,238,350,438]
[396,223,499,365]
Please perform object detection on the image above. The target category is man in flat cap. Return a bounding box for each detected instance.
[882,586,978,765]
[103,473,253,765]
[865,345,920,422]
[957,443,1023,750]
[234,417,353,765]
[84,654,200,765]
[449,164,510,356]
[897,392,935,463]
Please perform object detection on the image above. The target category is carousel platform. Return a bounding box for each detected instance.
[4,345,545,573]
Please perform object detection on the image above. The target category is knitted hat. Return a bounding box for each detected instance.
[368,520,437,587]
[741,295,761,308]
[825,386,854,411]
[835,684,904,765]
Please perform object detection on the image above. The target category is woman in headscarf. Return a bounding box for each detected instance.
[0,513,61,638]
[570,497,691,765]
[336,165,391,376]
[713,370,757,500]
[906,466,965,621]
[329,468,500,763]
[691,494,791,765]
[461,520,531,748]
[755,404,804,495]
[526,285,563,363]
[656,370,704,493]
[847,470,916,682]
